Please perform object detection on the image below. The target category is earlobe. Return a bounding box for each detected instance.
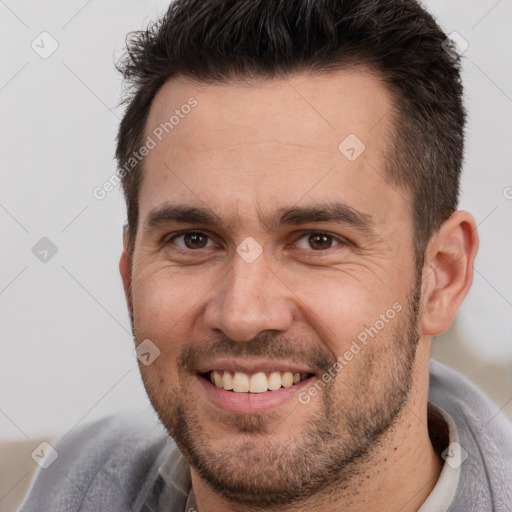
[420,211,479,336]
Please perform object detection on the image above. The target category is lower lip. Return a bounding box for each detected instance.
[197,374,315,414]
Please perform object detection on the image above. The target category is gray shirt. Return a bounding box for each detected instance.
[18,360,512,511]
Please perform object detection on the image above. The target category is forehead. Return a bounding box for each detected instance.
[138,69,407,235]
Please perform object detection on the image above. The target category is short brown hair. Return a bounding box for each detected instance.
[116,0,465,268]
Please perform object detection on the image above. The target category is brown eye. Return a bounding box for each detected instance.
[170,231,215,250]
[308,233,333,250]
[293,232,346,252]
[184,233,208,249]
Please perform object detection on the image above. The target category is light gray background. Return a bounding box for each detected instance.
[1,0,511,446]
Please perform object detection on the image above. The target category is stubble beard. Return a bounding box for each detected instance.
[134,276,422,508]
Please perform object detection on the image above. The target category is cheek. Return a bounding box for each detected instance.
[131,266,217,363]
[291,273,393,344]
[131,274,184,354]
[132,267,199,323]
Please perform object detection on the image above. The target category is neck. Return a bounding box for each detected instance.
[191,345,443,512]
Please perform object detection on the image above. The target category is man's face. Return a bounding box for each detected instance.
[124,70,423,506]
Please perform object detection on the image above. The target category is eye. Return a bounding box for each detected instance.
[294,232,344,251]
[168,231,217,250]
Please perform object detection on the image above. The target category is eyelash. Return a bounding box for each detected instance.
[164,230,349,255]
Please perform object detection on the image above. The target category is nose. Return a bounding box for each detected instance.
[204,252,295,342]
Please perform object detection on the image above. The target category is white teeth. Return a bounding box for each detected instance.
[207,370,311,393]
[222,370,233,390]
[249,372,268,393]
[213,370,223,388]
[281,372,294,388]
[232,372,250,392]
[268,371,282,390]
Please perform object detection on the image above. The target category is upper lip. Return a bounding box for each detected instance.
[196,358,315,375]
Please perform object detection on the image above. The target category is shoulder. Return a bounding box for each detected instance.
[18,409,172,512]
[428,359,512,509]
[428,359,512,441]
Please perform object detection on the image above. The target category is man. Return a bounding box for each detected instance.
[18,0,512,511]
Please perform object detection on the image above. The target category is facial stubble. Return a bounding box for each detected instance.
[132,274,422,508]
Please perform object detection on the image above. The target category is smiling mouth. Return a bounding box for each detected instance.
[199,370,314,393]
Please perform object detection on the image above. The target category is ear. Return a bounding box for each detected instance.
[420,210,479,336]
[119,225,133,320]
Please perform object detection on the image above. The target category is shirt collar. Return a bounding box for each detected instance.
[418,402,461,512]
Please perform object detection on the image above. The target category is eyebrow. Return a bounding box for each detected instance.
[143,201,375,235]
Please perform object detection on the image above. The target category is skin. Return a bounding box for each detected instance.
[119,69,479,512]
